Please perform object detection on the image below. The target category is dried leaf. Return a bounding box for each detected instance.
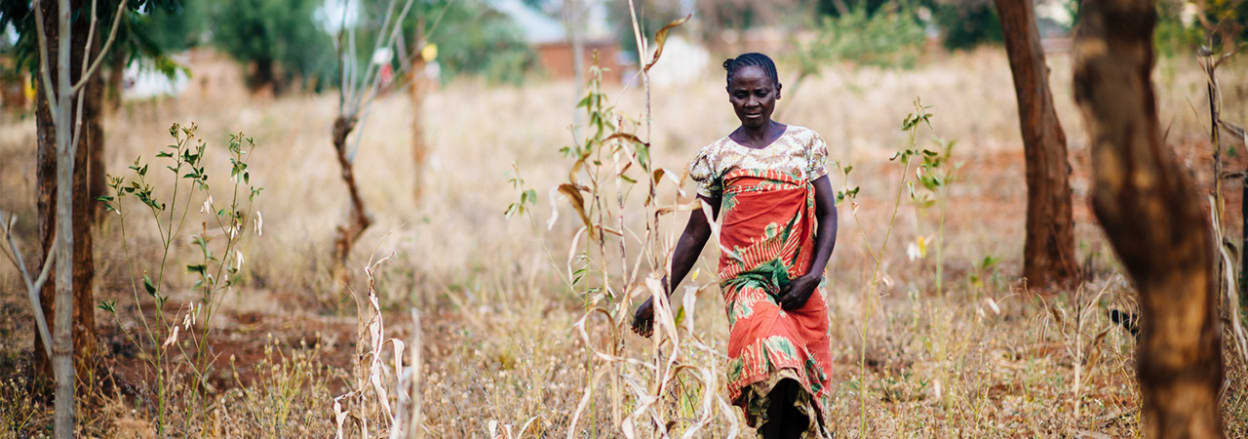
[605,132,644,146]
[558,183,593,234]
[645,14,693,73]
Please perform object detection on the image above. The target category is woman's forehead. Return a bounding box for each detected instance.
[728,65,774,87]
[729,76,772,88]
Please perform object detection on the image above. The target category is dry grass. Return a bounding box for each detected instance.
[0,47,1247,438]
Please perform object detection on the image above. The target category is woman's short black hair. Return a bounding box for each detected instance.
[722,52,779,86]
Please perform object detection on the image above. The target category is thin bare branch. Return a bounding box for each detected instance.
[68,0,99,152]
[31,0,59,121]
[350,0,410,111]
[71,0,128,93]
[345,0,417,159]
[0,213,55,358]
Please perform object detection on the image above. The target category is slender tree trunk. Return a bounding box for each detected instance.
[1073,1,1224,437]
[410,23,428,201]
[562,0,586,140]
[993,0,1079,289]
[331,116,372,290]
[33,0,97,395]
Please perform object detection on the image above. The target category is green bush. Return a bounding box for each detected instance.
[931,2,1002,50]
[420,1,536,85]
[799,5,927,71]
[208,0,337,92]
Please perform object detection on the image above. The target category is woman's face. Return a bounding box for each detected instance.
[726,65,780,130]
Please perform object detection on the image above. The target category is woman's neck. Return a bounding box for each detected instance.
[733,121,784,149]
[745,120,778,140]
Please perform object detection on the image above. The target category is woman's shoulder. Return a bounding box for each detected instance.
[694,135,734,158]
[781,124,823,145]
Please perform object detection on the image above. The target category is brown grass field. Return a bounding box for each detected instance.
[1,47,1248,438]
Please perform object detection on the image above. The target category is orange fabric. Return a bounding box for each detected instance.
[717,168,833,431]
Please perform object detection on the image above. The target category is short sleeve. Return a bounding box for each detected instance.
[806,132,829,181]
[689,149,720,198]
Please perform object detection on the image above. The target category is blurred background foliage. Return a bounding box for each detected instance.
[208,0,337,92]
[1,0,1245,94]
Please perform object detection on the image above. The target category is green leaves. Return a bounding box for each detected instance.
[796,5,927,74]
[836,186,860,204]
[901,106,933,132]
[505,188,538,218]
[143,275,158,296]
[504,164,538,218]
[97,300,117,313]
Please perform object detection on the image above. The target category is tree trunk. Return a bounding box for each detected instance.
[331,116,372,290]
[410,24,428,201]
[993,0,1079,289]
[86,68,105,225]
[563,0,586,139]
[1072,1,1224,437]
[33,0,97,396]
[252,57,276,94]
[105,48,124,111]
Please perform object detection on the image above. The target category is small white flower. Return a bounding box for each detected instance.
[201,195,214,214]
[254,211,264,237]
[235,250,245,272]
[162,325,180,348]
[985,297,1001,315]
[906,235,929,261]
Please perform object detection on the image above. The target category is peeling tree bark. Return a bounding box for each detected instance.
[994,0,1079,289]
[1072,1,1224,437]
[331,116,372,290]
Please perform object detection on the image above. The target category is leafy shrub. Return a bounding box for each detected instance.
[931,2,1003,50]
[799,5,927,71]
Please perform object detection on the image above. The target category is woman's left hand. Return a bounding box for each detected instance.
[779,275,819,311]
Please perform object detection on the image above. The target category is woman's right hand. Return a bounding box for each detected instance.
[631,297,655,338]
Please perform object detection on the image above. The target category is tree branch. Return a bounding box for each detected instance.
[31,0,59,121]
[71,0,128,93]
[0,213,55,358]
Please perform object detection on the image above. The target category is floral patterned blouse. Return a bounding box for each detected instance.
[688,125,830,199]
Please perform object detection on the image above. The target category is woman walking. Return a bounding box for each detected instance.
[632,52,839,438]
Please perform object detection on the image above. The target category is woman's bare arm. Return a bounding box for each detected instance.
[632,196,719,337]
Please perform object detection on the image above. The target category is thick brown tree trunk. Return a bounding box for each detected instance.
[994,0,1079,289]
[1072,1,1224,437]
[33,0,97,390]
[86,57,106,225]
[105,48,125,111]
